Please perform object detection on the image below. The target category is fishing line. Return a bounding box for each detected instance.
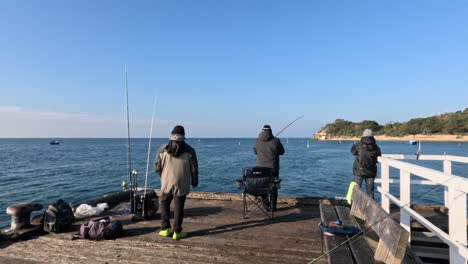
[142,93,157,216]
[275,114,304,137]
[308,166,466,263]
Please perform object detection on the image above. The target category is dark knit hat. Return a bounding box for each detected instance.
[262,125,271,131]
[171,125,185,136]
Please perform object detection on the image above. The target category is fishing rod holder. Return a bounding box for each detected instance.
[130,170,138,184]
[129,170,138,214]
[133,189,159,220]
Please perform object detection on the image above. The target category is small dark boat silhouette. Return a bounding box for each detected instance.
[49,140,60,145]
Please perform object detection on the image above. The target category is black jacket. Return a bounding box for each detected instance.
[253,130,285,175]
[351,137,382,178]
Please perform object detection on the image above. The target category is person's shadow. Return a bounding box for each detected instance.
[189,205,318,237]
[185,206,223,217]
[0,237,13,250]
[118,206,224,238]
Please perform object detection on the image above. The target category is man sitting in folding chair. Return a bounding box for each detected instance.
[253,125,285,211]
[237,167,279,219]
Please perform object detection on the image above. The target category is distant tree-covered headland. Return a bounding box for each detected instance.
[313,108,468,140]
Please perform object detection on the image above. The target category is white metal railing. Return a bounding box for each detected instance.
[375,154,468,264]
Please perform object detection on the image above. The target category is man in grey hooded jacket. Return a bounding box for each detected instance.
[253,125,285,211]
[155,125,198,240]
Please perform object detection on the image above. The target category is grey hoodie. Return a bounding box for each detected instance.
[253,130,285,175]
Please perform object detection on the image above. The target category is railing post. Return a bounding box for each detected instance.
[448,182,467,264]
[400,170,411,242]
[381,163,390,213]
[443,158,451,208]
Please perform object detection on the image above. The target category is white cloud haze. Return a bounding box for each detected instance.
[0,106,168,138]
[0,106,315,138]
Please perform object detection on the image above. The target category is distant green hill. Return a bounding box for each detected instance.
[315,108,468,138]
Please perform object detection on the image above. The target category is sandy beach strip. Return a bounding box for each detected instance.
[317,134,467,142]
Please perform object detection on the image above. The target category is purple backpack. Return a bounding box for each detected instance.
[79,216,123,240]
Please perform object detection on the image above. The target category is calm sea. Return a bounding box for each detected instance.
[1,138,467,229]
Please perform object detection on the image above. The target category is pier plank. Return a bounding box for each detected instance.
[350,186,409,264]
[335,206,374,264]
[319,203,354,264]
[411,231,445,244]
[410,246,449,260]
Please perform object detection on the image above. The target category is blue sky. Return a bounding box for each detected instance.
[0,0,467,138]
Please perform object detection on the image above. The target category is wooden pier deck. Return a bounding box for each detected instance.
[0,192,462,264]
[0,193,327,264]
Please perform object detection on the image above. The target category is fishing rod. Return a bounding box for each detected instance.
[123,65,137,214]
[308,166,466,263]
[142,94,157,218]
[122,65,135,214]
[275,114,304,137]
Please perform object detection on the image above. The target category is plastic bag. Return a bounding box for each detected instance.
[74,203,109,219]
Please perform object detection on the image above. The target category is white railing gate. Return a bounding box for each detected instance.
[376,154,468,264]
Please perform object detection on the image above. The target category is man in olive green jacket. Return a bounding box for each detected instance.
[155,125,198,240]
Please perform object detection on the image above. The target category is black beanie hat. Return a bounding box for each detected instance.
[171,125,185,136]
[262,125,271,130]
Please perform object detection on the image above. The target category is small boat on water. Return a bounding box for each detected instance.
[408,140,417,145]
[49,140,60,145]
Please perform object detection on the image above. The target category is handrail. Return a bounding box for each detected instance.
[382,154,468,163]
[377,154,468,264]
[374,178,438,185]
[377,187,468,259]
[378,156,468,193]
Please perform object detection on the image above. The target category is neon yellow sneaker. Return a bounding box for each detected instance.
[159,228,171,237]
[172,231,187,240]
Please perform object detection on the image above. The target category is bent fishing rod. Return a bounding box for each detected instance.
[275,114,304,137]
[308,167,466,263]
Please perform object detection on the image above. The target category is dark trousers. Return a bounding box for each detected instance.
[271,171,279,210]
[353,176,375,199]
[160,193,187,233]
[271,185,278,210]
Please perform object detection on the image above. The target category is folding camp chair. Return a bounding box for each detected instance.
[237,167,276,219]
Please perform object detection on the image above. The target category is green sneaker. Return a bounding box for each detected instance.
[172,231,187,240]
[159,228,171,237]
